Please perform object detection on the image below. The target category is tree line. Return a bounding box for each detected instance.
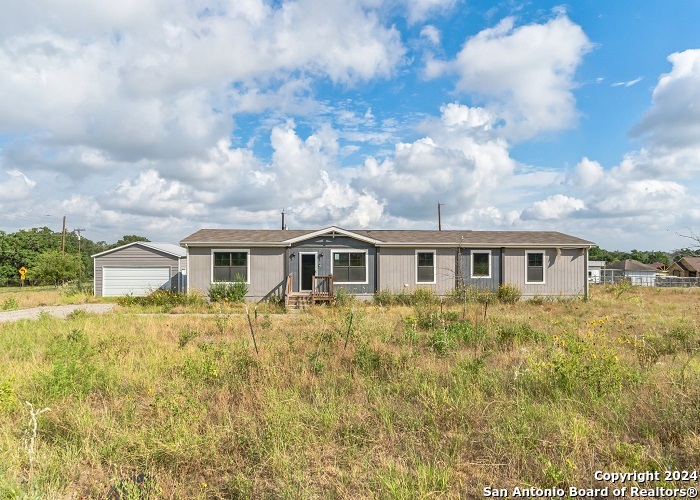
[0,227,148,285]
[588,247,700,266]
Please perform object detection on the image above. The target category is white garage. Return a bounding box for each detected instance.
[102,266,172,296]
[92,242,187,297]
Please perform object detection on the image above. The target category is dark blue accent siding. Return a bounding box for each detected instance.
[460,249,501,291]
[290,236,376,294]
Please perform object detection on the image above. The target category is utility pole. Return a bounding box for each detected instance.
[437,202,443,231]
[74,228,86,290]
[61,216,66,254]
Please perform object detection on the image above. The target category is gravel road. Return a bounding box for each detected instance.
[0,303,116,323]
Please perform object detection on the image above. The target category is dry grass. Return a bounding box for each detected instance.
[0,284,699,498]
[0,285,103,309]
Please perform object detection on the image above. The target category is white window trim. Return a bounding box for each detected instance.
[331,249,369,285]
[298,252,317,292]
[470,251,491,279]
[415,249,437,285]
[525,250,546,285]
[210,249,251,285]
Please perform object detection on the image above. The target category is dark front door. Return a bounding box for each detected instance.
[300,254,316,291]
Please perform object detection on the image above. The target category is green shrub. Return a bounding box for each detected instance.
[374,288,439,306]
[373,289,397,306]
[265,293,286,313]
[334,286,355,307]
[497,283,522,303]
[117,289,205,308]
[412,288,438,304]
[208,276,248,303]
[0,377,19,413]
[1,296,19,311]
[428,329,456,356]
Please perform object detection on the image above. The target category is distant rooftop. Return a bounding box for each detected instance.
[605,259,657,272]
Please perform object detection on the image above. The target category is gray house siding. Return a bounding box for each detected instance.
[460,248,502,291]
[291,236,376,296]
[187,246,286,300]
[502,248,585,297]
[378,247,456,296]
[94,246,184,297]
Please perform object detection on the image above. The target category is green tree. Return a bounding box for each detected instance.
[589,246,670,265]
[26,250,80,286]
[110,235,150,249]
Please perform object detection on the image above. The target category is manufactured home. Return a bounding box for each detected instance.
[180,226,595,302]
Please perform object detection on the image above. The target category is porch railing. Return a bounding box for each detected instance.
[284,273,293,307]
[312,275,334,301]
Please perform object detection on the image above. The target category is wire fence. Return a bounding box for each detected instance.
[591,271,700,287]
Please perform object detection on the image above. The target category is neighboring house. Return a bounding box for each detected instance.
[180,226,595,301]
[603,260,658,286]
[650,261,668,274]
[92,242,187,297]
[666,257,700,277]
[588,260,605,283]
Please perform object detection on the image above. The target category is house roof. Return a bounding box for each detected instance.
[680,257,700,272]
[92,241,187,259]
[605,259,658,272]
[180,226,595,248]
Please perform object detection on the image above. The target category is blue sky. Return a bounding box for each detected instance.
[1,0,699,251]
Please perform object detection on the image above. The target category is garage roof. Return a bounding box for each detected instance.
[91,242,187,259]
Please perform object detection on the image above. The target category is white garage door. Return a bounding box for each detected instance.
[102,267,172,297]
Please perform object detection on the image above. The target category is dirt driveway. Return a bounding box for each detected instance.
[0,303,116,323]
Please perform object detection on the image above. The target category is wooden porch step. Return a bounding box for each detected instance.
[285,293,313,310]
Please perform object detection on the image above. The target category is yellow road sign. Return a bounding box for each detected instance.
[18,266,26,279]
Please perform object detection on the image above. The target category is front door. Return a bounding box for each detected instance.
[300,253,316,291]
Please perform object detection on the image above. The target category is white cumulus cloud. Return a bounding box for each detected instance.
[427,14,592,140]
[521,194,585,221]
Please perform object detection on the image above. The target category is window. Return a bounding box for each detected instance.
[471,251,491,278]
[213,251,249,282]
[526,251,545,284]
[333,251,367,283]
[416,251,435,283]
[672,270,681,277]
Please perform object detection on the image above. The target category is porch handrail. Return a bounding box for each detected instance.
[284,273,293,306]
[312,275,334,300]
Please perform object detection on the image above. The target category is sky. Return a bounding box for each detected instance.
[1,0,700,252]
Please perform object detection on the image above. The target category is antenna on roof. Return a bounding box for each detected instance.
[281,208,285,230]
[437,202,443,231]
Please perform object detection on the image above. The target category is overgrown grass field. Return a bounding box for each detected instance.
[0,285,100,310]
[1,285,699,498]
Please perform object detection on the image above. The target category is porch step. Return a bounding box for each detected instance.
[285,294,314,310]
